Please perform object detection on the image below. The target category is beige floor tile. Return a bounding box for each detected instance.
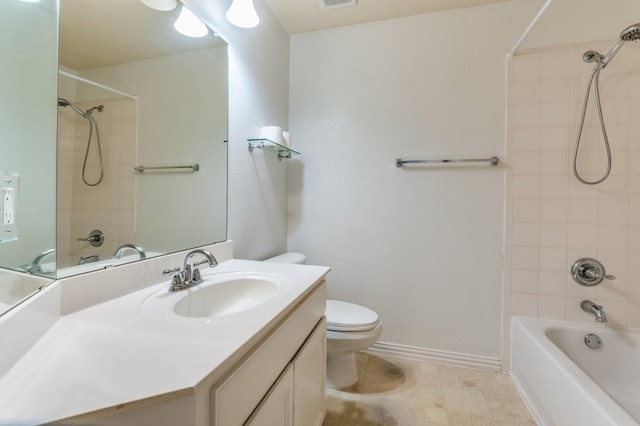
[424,406,448,424]
[323,354,536,426]
[442,386,492,418]
[446,410,474,425]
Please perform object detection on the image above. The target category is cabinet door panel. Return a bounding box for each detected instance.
[294,318,326,426]
[211,283,326,425]
[245,364,293,426]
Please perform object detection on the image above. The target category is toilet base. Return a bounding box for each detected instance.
[326,352,358,388]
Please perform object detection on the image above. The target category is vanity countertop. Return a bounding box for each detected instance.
[0,259,330,424]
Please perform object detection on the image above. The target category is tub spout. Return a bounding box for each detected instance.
[581,300,607,323]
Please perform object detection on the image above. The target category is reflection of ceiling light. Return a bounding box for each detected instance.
[174,5,209,38]
[226,0,259,29]
[140,0,177,11]
[18,0,40,3]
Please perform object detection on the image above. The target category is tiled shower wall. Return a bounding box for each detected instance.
[503,41,640,370]
[57,98,136,268]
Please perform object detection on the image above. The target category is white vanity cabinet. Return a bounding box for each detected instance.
[210,282,326,426]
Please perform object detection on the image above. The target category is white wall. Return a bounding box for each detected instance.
[288,4,509,359]
[186,0,290,261]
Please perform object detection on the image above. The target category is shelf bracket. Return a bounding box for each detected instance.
[247,139,300,161]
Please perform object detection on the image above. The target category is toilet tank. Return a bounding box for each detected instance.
[264,252,307,264]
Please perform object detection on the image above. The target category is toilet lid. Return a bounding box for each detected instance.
[326,300,380,332]
[264,252,306,264]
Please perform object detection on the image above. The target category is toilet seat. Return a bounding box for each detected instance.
[326,299,380,332]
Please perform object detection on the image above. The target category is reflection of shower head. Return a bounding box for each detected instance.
[57,97,87,117]
[600,23,640,66]
[57,98,104,117]
[86,105,104,115]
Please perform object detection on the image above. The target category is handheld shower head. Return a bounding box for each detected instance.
[600,23,640,66]
[621,23,640,42]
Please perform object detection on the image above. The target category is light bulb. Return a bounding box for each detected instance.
[225,0,259,29]
[140,0,177,11]
[174,5,209,38]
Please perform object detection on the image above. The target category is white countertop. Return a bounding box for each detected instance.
[0,259,330,424]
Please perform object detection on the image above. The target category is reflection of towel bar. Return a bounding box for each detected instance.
[134,164,199,173]
[395,157,499,167]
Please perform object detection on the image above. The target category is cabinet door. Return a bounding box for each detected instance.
[293,318,326,426]
[245,364,294,426]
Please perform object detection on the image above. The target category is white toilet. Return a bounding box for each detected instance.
[265,252,382,388]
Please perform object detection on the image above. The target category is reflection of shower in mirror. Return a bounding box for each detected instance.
[56,87,139,269]
[57,97,105,186]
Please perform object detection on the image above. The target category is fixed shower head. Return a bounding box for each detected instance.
[621,23,640,41]
[57,98,70,107]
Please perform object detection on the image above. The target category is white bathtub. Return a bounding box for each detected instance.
[510,316,639,426]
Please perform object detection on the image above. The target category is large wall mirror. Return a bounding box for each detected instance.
[0,0,228,316]
[56,0,228,276]
[0,0,58,314]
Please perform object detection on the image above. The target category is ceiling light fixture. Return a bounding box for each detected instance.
[225,0,259,29]
[18,0,40,3]
[140,0,177,11]
[174,5,209,38]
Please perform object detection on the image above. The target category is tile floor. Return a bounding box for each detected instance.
[323,353,536,426]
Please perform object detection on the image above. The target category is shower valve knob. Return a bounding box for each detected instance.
[76,229,105,247]
[571,258,614,286]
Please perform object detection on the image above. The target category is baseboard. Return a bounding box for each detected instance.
[365,341,502,372]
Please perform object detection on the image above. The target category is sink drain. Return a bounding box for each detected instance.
[584,333,602,349]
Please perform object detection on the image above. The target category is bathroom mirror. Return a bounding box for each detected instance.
[55,0,228,275]
[0,0,227,317]
[0,0,58,314]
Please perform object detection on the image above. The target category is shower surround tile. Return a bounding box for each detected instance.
[57,97,137,268]
[503,41,640,371]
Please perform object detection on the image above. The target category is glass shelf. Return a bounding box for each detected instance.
[247,138,300,161]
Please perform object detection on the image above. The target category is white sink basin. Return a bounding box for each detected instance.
[174,277,278,318]
[141,272,288,320]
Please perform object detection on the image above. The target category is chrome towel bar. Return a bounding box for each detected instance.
[396,157,499,168]
[134,164,200,173]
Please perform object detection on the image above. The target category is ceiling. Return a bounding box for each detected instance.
[263,0,508,34]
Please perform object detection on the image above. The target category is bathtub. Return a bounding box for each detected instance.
[510,316,639,426]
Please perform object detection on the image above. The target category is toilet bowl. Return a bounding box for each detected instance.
[265,252,382,388]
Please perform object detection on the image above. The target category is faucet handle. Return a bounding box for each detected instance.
[193,258,211,267]
[163,267,186,292]
[192,267,203,284]
[163,267,182,277]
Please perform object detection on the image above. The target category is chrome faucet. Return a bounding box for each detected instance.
[21,248,56,274]
[581,300,608,323]
[113,243,146,260]
[78,255,99,265]
[163,249,218,292]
